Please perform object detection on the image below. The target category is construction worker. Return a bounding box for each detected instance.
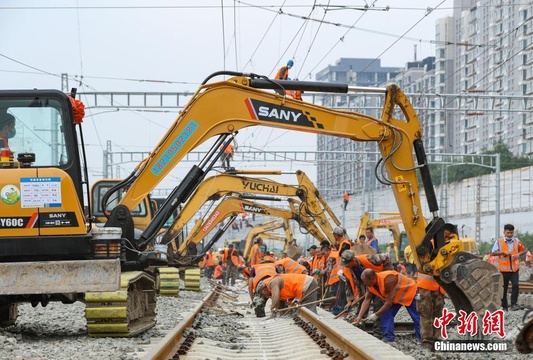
[220,138,236,169]
[0,112,16,149]
[353,269,421,344]
[333,226,352,255]
[415,223,459,348]
[250,237,263,266]
[213,260,225,281]
[244,262,279,317]
[365,228,379,253]
[274,59,294,80]
[343,190,350,210]
[386,240,399,269]
[259,273,319,314]
[203,248,216,279]
[338,250,391,337]
[491,223,526,311]
[275,257,308,274]
[223,244,242,286]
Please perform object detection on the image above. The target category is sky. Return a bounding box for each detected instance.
[0,0,454,190]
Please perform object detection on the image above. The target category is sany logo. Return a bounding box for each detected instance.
[240,203,266,214]
[202,210,221,232]
[244,98,316,128]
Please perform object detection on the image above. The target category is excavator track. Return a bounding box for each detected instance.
[85,271,156,337]
[183,268,201,291]
[438,251,503,314]
[155,267,180,296]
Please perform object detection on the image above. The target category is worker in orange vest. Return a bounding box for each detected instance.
[343,190,350,210]
[259,273,319,314]
[220,138,236,169]
[213,260,225,281]
[332,226,351,256]
[250,237,263,266]
[275,257,308,274]
[223,244,243,286]
[203,248,216,279]
[354,269,421,344]
[491,223,526,311]
[274,59,294,80]
[338,250,390,337]
[242,262,279,317]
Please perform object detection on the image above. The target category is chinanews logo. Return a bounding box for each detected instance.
[244,98,324,129]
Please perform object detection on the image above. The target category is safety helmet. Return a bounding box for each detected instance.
[287,59,294,68]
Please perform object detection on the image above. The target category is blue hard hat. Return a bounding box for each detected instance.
[287,59,294,67]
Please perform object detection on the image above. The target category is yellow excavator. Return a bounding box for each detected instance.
[170,195,327,265]
[160,169,341,248]
[357,211,478,259]
[356,211,408,257]
[241,218,302,262]
[0,73,502,339]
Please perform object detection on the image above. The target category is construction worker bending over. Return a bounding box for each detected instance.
[353,269,421,344]
[275,257,308,274]
[242,262,279,317]
[259,273,319,314]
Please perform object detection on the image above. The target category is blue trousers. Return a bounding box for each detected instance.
[381,299,421,342]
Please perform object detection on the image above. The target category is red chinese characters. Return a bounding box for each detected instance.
[457,310,478,336]
[434,308,455,339]
[482,309,505,338]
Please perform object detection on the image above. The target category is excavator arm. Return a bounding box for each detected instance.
[161,169,340,245]
[110,73,500,314]
[241,219,286,260]
[174,196,328,259]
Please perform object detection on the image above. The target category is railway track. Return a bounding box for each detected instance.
[519,281,533,293]
[140,282,414,360]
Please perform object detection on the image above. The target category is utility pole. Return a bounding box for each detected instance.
[475,177,481,243]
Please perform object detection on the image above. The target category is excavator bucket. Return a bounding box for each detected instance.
[286,245,303,261]
[437,252,503,315]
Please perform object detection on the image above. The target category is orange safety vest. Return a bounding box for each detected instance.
[274,66,289,80]
[265,273,306,301]
[251,263,278,292]
[355,255,385,272]
[338,239,352,253]
[342,267,359,301]
[286,89,302,100]
[367,271,417,306]
[416,272,446,295]
[224,144,234,155]
[327,250,341,285]
[496,238,523,272]
[224,248,242,267]
[205,252,215,267]
[311,255,325,272]
[343,191,349,201]
[275,258,306,274]
[214,265,224,279]
[250,243,262,266]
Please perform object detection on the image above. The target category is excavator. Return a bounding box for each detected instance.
[0,72,502,339]
[159,169,342,248]
[357,211,478,259]
[241,219,302,262]
[169,195,327,265]
[356,211,408,257]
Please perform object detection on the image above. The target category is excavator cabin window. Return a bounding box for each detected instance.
[0,98,69,167]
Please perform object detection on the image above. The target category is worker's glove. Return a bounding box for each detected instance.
[363,313,378,322]
[291,298,300,305]
[337,269,346,282]
[344,302,352,311]
[312,269,321,276]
